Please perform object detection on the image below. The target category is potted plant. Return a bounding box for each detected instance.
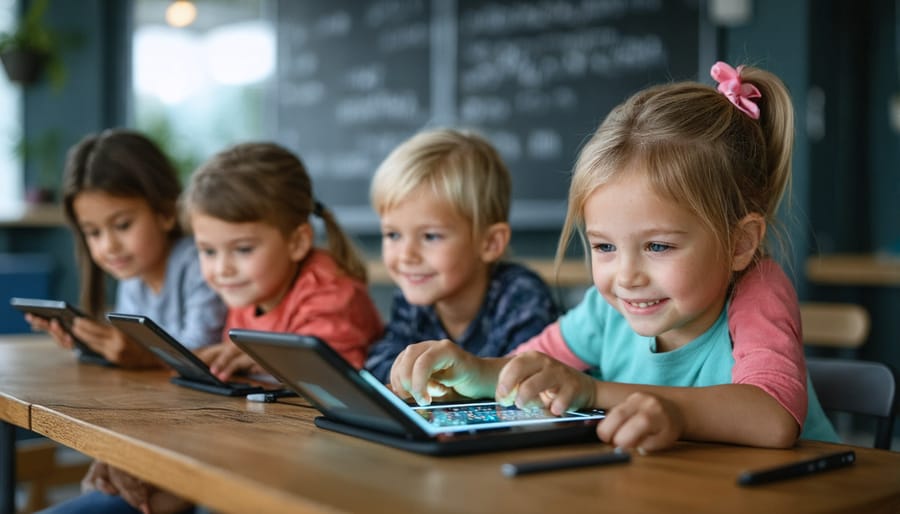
[0,0,66,88]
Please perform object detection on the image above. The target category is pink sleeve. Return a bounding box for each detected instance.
[510,322,591,371]
[729,258,807,427]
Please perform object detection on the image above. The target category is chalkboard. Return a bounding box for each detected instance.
[272,0,712,231]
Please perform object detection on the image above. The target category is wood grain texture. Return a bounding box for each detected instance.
[3,337,900,514]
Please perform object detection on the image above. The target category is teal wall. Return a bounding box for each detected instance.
[4,0,899,377]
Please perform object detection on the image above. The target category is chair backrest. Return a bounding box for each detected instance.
[800,302,870,348]
[807,356,898,449]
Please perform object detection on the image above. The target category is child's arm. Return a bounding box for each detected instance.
[69,318,162,369]
[24,314,73,350]
[489,263,561,356]
[589,382,798,450]
[388,317,577,404]
[389,339,509,405]
[364,293,418,383]
[729,258,807,432]
[394,337,797,449]
[198,340,266,381]
[83,461,193,514]
[510,322,591,370]
[496,352,798,450]
[176,259,228,350]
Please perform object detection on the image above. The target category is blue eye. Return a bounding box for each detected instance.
[647,242,671,252]
[235,246,254,254]
[423,232,442,242]
[382,231,400,241]
[592,243,615,253]
[199,248,216,257]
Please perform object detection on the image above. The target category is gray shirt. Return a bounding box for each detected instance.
[114,236,226,349]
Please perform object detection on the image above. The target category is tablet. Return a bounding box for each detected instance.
[9,297,112,366]
[106,313,266,397]
[228,328,607,456]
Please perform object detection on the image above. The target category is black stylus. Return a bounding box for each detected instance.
[501,449,631,477]
[737,450,856,486]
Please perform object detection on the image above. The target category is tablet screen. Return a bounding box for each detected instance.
[412,402,604,430]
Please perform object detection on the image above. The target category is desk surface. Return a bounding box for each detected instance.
[806,253,900,286]
[3,336,900,514]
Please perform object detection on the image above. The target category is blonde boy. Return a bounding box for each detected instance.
[364,128,559,382]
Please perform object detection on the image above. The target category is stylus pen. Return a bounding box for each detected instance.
[501,449,631,478]
[737,450,856,486]
[246,390,300,403]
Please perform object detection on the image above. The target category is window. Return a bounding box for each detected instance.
[0,0,23,214]
[131,0,275,180]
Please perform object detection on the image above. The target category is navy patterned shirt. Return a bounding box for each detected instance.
[364,261,560,383]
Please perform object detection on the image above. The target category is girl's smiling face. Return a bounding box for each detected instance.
[191,212,310,313]
[584,172,732,351]
[73,191,174,292]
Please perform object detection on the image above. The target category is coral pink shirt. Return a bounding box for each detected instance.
[224,249,383,369]
[513,258,806,426]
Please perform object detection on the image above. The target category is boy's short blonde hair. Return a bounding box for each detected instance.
[370,128,511,236]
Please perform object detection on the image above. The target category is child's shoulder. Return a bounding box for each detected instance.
[300,249,341,278]
[170,236,196,259]
[492,260,548,285]
[166,236,204,280]
[733,257,795,302]
[489,261,554,295]
[298,249,366,289]
[487,261,559,312]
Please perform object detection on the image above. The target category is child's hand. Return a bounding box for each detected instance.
[389,339,498,405]
[495,351,596,414]
[197,341,264,382]
[104,465,151,512]
[81,460,118,495]
[596,391,685,453]
[143,487,194,514]
[82,461,191,514]
[70,319,160,369]
[24,313,72,349]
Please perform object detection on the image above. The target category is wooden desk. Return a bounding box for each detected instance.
[3,337,900,514]
[806,253,900,286]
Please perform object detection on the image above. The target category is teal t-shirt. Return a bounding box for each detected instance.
[559,288,839,442]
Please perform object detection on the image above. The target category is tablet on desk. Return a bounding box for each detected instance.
[9,297,113,366]
[228,329,607,456]
[106,313,266,397]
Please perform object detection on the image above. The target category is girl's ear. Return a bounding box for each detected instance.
[287,223,314,262]
[480,222,511,263]
[732,213,765,272]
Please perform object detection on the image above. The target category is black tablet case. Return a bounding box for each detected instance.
[107,313,264,397]
[10,297,113,366]
[228,328,603,456]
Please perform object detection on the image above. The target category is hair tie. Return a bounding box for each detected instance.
[313,200,325,217]
[710,61,761,120]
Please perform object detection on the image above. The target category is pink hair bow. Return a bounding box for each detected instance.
[710,61,761,120]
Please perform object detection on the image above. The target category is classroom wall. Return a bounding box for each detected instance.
[4,0,899,379]
[0,0,129,305]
